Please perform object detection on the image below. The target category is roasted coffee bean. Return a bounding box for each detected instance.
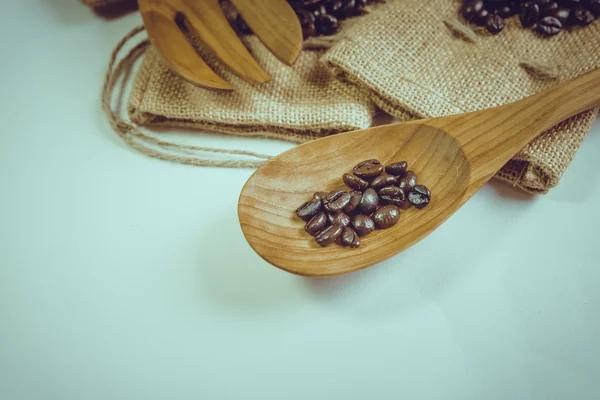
[486,13,505,34]
[339,0,357,17]
[351,214,375,236]
[305,212,328,236]
[343,173,369,190]
[537,15,562,35]
[296,198,322,221]
[497,5,516,18]
[399,197,412,210]
[353,159,383,180]
[552,7,571,23]
[359,188,379,214]
[378,185,406,207]
[472,7,490,25]
[341,227,361,248]
[301,0,322,5]
[343,190,362,214]
[317,14,340,35]
[326,0,343,15]
[315,223,343,247]
[462,0,484,20]
[313,191,328,200]
[296,9,317,39]
[236,15,251,34]
[591,0,600,17]
[398,170,418,193]
[372,205,401,229]
[369,173,398,189]
[384,161,408,176]
[407,185,431,209]
[520,2,540,27]
[572,7,595,25]
[328,212,351,227]
[311,4,327,17]
[323,190,351,213]
[541,1,559,17]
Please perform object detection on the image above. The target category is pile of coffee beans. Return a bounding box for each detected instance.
[295,159,431,248]
[237,0,382,39]
[461,0,599,36]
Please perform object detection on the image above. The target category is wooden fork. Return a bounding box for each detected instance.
[139,0,303,91]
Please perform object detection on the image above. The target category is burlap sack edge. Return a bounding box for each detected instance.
[128,43,375,144]
[322,29,599,195]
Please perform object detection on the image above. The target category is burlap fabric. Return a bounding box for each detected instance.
[320,0,600,193]
[129,38,374,142]
[117,0,599,193]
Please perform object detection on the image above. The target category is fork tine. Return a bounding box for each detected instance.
[230,0,302,66]
[140,0,233,91]
[181,0,271,85]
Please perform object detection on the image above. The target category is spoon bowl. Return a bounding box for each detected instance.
[239,68,600,276]
[239,122,470,275]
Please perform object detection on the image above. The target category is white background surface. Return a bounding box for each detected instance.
[1,2,600,399]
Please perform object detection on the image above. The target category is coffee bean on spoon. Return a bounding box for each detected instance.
[343,190,362,214]
[398,170,418,193]
[305,212,328,235]
[341,227,361,248]
[315,223,343,247]
[353,159,383,180]
[296,198,322,221]
[359,188,379,214]
[313,191,328,200]
[407,185,431,209]
[378,185,406,207]
[351,214,375,236]
[384,161,408,176]
[322,190,351,213]
[372,205,401,229]
[370,173,398,189]
[328,212,351,227]
[343,173,368,190]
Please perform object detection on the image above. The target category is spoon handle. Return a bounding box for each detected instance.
[428,68,600,182]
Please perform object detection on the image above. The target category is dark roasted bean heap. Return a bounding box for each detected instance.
[460,0,599,36]
[295,159,432,249]
[237,0,384,39]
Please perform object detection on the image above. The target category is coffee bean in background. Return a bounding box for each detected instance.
[296,159,431,249]
[461,0,599,37]
[236,0,383,39]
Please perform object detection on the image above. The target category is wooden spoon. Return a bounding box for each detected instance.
[238,68,600,276]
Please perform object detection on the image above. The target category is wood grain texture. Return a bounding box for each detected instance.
[140,0,302,89]
[140,0,233,90]
[231,0,302,66]
[238,68,600,276]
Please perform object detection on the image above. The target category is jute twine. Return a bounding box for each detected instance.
[102,26,271,168]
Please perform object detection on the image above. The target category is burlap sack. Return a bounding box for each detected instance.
[129,38,374,142]
[119,1,599,193]
[321,0,600,193]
